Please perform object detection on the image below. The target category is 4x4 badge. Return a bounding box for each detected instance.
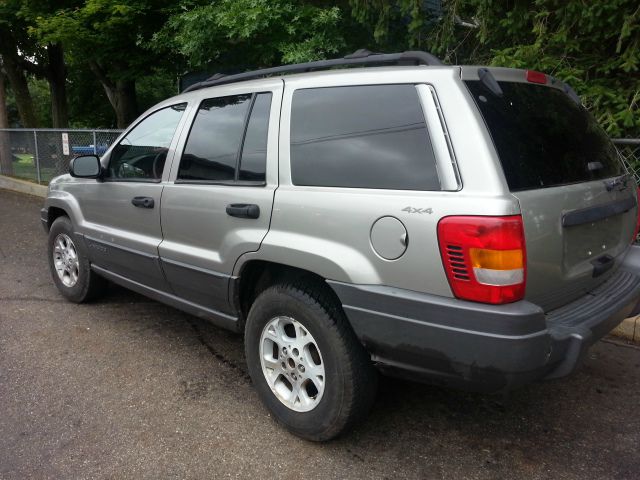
[402,206,433,214]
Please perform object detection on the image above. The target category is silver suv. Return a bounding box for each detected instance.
[42,50,640,441]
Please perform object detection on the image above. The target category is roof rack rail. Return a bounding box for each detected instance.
[182,49,444,93]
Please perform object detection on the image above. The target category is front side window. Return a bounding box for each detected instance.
[107,103,186,181]
[178,92,272,183]
[290,85,440,190]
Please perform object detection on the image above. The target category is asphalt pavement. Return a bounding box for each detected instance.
[1,188,639,479]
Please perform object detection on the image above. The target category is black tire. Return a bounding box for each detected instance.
[245,280,378,441]
[47,216,106,303]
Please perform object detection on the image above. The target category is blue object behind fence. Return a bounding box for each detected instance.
[71,145,109,156]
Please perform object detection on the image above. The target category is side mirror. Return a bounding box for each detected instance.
[70,155,101,179]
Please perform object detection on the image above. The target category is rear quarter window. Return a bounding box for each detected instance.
[290,84,441,190]
[465,80,622,191]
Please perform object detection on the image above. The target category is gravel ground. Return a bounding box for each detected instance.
[1,188,639,480]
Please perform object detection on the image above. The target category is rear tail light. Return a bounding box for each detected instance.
[525,70,547,84]
[437,216,526,304]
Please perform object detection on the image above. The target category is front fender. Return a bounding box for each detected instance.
[44,187,85,230]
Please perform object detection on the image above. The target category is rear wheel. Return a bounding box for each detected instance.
[47,216,106,303]
[245,280,377,441]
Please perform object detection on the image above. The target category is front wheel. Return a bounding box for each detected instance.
[245,281,377,441]
[47,216,106,303]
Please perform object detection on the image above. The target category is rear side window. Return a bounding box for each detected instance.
[290,85,440,190]
[178,92,272,183]
[466,80,622,191]
[240,93,272,181]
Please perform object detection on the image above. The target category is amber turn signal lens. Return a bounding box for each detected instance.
[469,248,524,270]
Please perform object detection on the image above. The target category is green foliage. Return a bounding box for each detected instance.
[155,0,347,69]
[3,76,51,126]
[1,0,638,136]
[28,77,52,126]
[32,0,174,82]
[65,63,115,128]
[136,69,180,112]
[482,0,640,138]
[350,0,640,138]
[349,0,436,48]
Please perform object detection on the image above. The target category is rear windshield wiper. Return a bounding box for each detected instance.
[478,68,503,98]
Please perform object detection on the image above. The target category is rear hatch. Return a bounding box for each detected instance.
[463,68,637,311]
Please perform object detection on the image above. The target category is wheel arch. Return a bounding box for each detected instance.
[231,259,346,330]
[44,193,84,231]
[46,206,69,230]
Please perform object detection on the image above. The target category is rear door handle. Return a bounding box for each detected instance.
[226,203,260,219]
[131,196,155,209]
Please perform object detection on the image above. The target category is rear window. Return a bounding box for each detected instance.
[290,84,440,190]
[465,80,622,191]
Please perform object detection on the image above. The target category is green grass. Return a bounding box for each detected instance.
[9,153,57,184]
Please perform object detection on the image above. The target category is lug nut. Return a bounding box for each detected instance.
[298,365,305,372]
[282,347,287,355]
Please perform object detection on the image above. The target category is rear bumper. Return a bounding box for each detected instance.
[328,246,640,393]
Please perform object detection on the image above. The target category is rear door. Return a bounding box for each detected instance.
[463,69,637,311]
[259,70,464,298]
[158,80,282,314]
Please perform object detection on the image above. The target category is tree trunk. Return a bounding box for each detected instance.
[2,54,38,128]
[46,43,69,128]
[112,79,138,129]
[89,61,138,128]
[0,70,13,175]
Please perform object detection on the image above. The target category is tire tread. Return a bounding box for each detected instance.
[246,277,377,441]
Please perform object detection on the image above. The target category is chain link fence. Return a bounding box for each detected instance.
[0,129,122,184]
[0,129,639,186]
[614,139,640,185]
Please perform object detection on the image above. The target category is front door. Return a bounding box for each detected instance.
[76,102,189,291]
[159,80,282,314]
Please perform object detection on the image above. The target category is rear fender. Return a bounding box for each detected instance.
[232,231,381,285]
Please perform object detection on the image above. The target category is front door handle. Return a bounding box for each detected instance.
[226,203,260,219]
[131,196,155,209]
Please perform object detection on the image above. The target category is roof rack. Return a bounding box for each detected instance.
[182,49,444,93]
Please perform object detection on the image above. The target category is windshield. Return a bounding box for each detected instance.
[465,80,622,191]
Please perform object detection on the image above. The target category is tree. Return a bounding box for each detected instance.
[0,1,72,128]
[349,0,640,138]
[0,4,39,130]
[478,0,640,138]
[349,0,441,50]
[155,0,352,72]
[0,64,13,175]
[35,0,177,128]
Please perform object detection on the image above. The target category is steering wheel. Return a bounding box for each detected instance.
[151,151,167,180]
[117,162,129,178]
